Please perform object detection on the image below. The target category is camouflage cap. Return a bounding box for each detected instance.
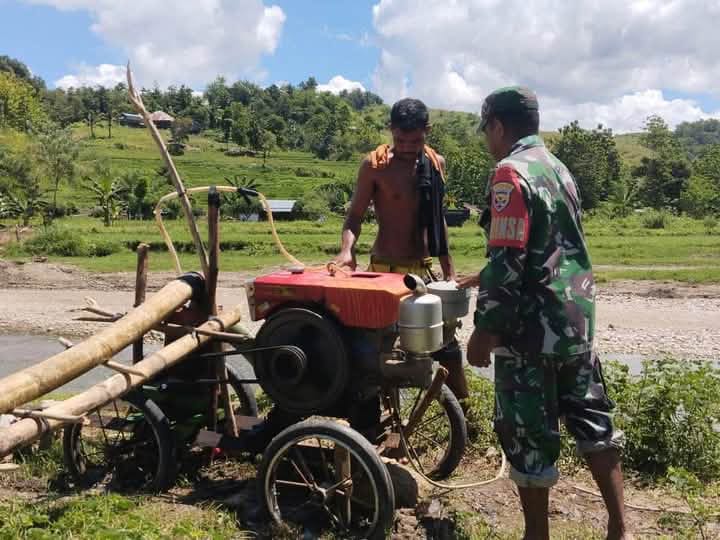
[479,86,539,130]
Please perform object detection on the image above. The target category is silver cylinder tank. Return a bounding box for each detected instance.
[398,274,443,354]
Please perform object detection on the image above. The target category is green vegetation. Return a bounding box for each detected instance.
[0,494,242,540]
[4,362,717,539]
[2,53,720,284]
[3,213,719,282]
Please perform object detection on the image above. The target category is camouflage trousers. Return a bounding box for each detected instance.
[494,350,624,488]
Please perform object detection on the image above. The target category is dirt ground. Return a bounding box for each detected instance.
[1,259,720,538]
[1,259,719,360]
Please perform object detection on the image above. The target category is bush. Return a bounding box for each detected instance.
[224,147,256,157]
[463,359,720,482]
[604,359,720,481]
[20,228,120,257]
[703,216,718,234]
[293,167,335,178]
[642,209,669,229]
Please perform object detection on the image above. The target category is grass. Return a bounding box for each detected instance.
[0,494,244,540]
[3,213,719,282]
[2,365,719,538]
[2,125,717,281]
[1,124,360,207]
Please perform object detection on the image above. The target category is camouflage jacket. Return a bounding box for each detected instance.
[474,135,595,357]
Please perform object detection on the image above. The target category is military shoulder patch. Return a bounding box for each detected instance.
[492,181,514,212]
[488,166,529,249]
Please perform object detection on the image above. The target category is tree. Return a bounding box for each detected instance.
[0,153,48,226]
[679,175,720,218]
[444,145,494,208]
[606,173,639,218]
[34,125,79,214]
[679,144,720,217]
[0,55,45,92]
[0,72,47,130]
[675,119,720,158]
[118,170,153,220]
[551,121,621,210]
[83,163,128,226]
[170,117,193,144]
[634,115,691,210]
[230,102,251,147]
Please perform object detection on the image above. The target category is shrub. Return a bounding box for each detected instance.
[642,209,669,229]
[604,359,720,481]
[294,167,334,178]
[19,228,120,257]
[703,216,718,234]
[463,359,720,482]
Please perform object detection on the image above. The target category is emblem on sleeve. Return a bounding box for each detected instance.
[492,181,514,213]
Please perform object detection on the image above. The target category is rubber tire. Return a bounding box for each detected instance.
[226,360,259,417]
[258,418,395,540]
[62,391,176,492]
[400,383,467,480]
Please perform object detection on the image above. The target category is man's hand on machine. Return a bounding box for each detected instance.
[457,273,480,289]
[466,328,501,368]
[333,251,357,271]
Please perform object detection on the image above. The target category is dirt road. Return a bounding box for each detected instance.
[1,260,718,360]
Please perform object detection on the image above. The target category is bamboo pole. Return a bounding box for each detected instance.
[0,306,242,458]
[0,274,204,415]
[207,188,238,438]
[133,243,149,363]
[126,63,209,277]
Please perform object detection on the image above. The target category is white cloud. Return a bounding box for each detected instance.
[542,90,720,134]
[317,75,366,94]
[371,0,720,131]
[29,0,285,89]
[54,63,125,89]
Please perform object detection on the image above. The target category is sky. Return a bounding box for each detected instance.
[2,0,720,133]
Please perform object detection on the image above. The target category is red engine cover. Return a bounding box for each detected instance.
[250,270,409,328]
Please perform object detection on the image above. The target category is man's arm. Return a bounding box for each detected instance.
[334,159,374,270]
[436,155,456,280]
[463,165,531,366]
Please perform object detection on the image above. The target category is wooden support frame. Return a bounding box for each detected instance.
[0,306,242,458]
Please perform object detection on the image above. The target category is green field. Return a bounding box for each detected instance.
[0,124,361,207]
[1,125,718,282]
[3,214,719,282]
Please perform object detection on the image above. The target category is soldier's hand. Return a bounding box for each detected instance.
[457,273,481,289]
[466,328,500,368]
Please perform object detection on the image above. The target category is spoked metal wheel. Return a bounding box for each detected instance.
[387,383,467,480]
[258,418,395,540]
[62,391,175,492]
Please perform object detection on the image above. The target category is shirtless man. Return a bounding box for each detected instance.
[334,98,469,402]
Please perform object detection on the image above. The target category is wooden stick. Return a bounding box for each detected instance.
[207,188,238,437]
[12,408,84,424]
[126,63,209,277]
[58,337,74,349]
[0,306,242,458]
[133,243,149,363]
[0,276,201,415]
[105,360,146,377]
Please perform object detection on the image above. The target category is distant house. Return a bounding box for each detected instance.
[261,199,299,221]
[150,111,174,129]
[118,113,144,127]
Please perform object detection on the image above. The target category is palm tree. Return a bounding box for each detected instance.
[83,163,128,226]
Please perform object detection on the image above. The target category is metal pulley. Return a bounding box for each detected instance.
[254,308,350,415]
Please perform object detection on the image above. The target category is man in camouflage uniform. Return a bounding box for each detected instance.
[459,87,630,540]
